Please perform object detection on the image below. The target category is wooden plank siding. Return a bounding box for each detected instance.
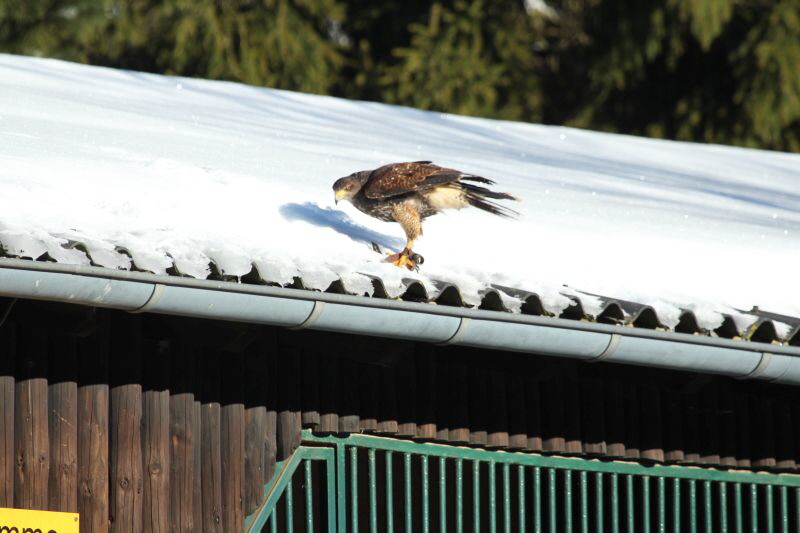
[1,300,800,533]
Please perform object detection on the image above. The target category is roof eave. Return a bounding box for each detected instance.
[0,258,798,384]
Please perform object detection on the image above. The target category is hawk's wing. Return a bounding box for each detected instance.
[363,162,462,199]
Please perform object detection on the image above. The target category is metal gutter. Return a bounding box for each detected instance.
[0,258,799,384]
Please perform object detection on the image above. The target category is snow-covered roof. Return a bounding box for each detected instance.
[1,54,798,345]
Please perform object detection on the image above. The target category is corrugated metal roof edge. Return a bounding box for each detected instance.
[5,240,798,346]
[0,257,798,356]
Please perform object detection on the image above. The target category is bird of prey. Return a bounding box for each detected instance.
[333,161,518,269]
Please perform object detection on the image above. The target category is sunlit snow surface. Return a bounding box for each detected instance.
[1,54,798,330]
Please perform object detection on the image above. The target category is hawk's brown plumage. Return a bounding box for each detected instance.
[333,161,518,269]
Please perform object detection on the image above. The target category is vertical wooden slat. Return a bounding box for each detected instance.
[276,345,301,459]
[448,361,469,444]
[318,354,340,433]
[542,370,566,453]
[221,350,246,533]
[641,385,664,462]
[415,346,437,440]
[435,353,450,442]
[604,379,625,458]
[15,325,50,510]
[563,366,582,454]
[142,338,170,533]
[170,340,197,533]
[110,315,143,533]
[192,397,202,533]
[508,374,527,449]
[753,397,776,468]
[78,325,111,533]
[683,389,701,464]
[262,332,278,484]
[487,370,509,449]
[200,349,222,533]
[244,345,268,516]
[718,383,737,467]
[775,400,795,470]
[699,382,720,465]
[397,353,418,437]
[48,334,78,513]
[525,380,544,452]
[624,383,641,460]
[377,364,399,434]
[339,357,360,434]
[359,363,379,433]
[301,349,320,429]
[581,376,606,455]
[468,361,488,446]
[0,322,15,508]
[735,393,751,468]
[663,389,684,463]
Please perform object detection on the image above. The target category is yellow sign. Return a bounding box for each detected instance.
[0,508,79,533]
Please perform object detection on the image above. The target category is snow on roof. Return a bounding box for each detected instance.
[1,54,798,344]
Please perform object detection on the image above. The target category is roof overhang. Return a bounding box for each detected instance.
[1,258,798,385]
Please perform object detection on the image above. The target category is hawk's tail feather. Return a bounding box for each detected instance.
[460,174,496,185]
[461,182,520,218]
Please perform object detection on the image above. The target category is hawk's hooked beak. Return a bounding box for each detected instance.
[334,189,347,204]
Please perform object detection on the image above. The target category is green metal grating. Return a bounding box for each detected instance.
[246,431,800,533]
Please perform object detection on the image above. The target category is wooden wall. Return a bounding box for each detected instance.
[0,298,799,533]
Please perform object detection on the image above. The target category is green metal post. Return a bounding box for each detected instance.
[626,475,634,533]
[441,457,447,533]
[456,459,464,533]
[720,482,728,533]
[422,455,430,533]
[519,465,526,533]
[503,463,511,533]
[657,477,665,533]
[534,467,542,533]
[766,485,773,533]
[734,483,743,533]
[474,460,481,533]
[286,481,294,533]
[351,447,358,533]
[580,471,588,533]
[610,473,619,533]
[704,480,712,533]
[305,460,314,533]
[642,476,650,533]
[405,453,412,533]
[369,449,377,533]
[780,486,788,533]
[338,444,347,533]
[689,479,698,533]
[549,468,557,533]
[490,462,497,533]
[564,469,573,533]
[596,472,604,533]
[386,451,394,533]
[750,484,758,533]
[673,478,681,533]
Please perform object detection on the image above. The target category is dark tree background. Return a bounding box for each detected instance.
[2,0,799,151]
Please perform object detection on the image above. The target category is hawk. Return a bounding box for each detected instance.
[333,161,518,269]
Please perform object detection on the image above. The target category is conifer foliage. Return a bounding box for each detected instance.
[1,0,798,151]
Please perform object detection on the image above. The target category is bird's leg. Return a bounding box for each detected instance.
[387,204,423,270]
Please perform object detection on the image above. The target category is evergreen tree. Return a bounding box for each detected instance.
[547,0,800,151]
[1,0,799,151]
[379,0,541,120]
